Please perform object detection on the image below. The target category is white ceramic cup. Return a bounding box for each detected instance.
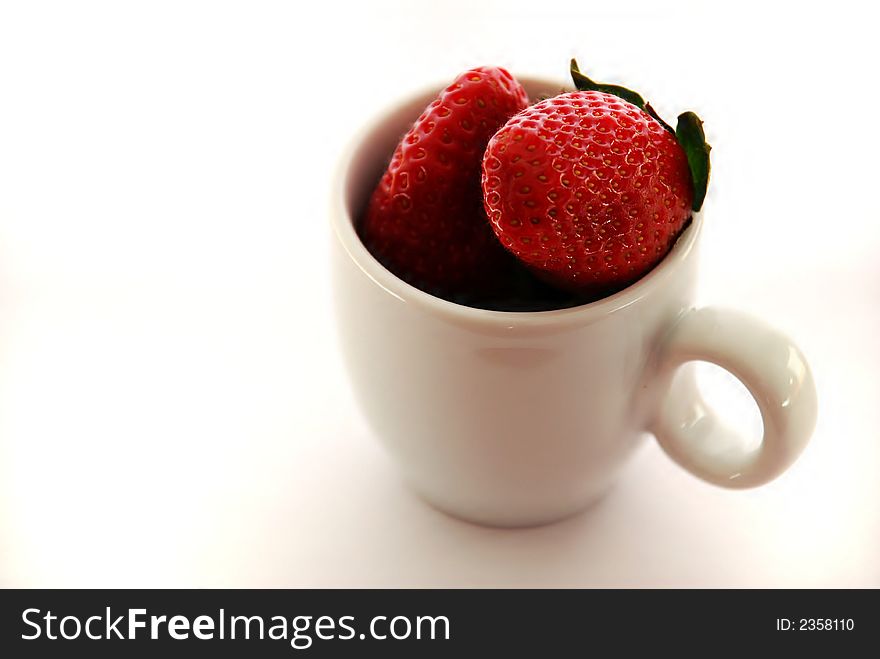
[331,78,817,527]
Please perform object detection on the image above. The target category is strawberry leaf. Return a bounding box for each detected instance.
[570,59,646,110]
[675,111,711,212]
[571,59,675,135]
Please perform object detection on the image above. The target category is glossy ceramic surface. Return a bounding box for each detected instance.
[331,79,817,526]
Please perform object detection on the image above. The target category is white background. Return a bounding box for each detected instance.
[1,0,878,587]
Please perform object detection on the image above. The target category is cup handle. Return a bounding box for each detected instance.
[649,307,817,488]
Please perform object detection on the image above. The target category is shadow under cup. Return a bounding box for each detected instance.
[330,78,815,527]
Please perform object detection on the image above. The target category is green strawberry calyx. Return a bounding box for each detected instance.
[570,59,711,212]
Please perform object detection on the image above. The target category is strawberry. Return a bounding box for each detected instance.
[360,66,529,301]
[481,60,710,295]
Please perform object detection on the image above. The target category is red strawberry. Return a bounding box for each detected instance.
[361,66,529,300]
[482,61,709,295]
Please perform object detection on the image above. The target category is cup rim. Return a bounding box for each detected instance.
[331,76,703,329]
